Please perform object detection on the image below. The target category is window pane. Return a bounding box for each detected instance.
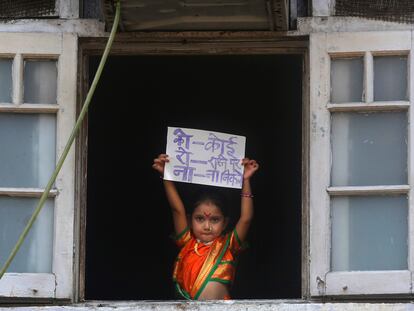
[374,56,407,101]
[330,58,363,103]
[23,60,57,104]
[0,59,12,103]
[331,112,407,186]
[0,114,56,188]
[0,197,54,273]
[331,196,407,271]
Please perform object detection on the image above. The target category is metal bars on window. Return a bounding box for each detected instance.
[335,0,414,24]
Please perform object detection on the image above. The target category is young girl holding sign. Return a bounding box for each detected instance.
[152,154,259,300]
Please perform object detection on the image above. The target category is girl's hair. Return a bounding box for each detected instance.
[191,190,229,218]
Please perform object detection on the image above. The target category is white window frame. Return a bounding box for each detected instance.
[0,33,77,299]
[309,30,413,296]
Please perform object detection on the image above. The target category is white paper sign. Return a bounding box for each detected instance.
[164,127,246,189]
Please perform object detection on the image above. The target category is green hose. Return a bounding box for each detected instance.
[0,0,121,280]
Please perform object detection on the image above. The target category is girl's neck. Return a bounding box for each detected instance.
[196,239,214,246]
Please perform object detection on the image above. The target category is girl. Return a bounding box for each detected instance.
[152,154,259,300]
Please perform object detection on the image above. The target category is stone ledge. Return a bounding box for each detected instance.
[2,301,414,311]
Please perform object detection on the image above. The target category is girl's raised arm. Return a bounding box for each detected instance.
[235,158,259,242]
[153,154,188,235]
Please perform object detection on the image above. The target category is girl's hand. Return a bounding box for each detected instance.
[152,154,169,175]
[242,158,259,180]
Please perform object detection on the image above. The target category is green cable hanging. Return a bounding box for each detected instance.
[0,0,121,279]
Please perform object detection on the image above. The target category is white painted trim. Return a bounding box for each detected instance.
[0,104,59,113]
[12,54,23,105]
[409,31,414,284]
[53,33,77,300]
[364,52,373,103]
[327,102,410,112]
[5,301,414,311]
[327,185,410,196]
[0,273,55,298]
[325,271,411,295]
[5,302,414,311]
[0,188,58,197]
[0,33,61,55]
[309,32,330,296]
[326,32,411,53]
[310,31,413,297]
[0,32,77,300]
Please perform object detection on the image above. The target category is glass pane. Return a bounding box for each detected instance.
[331,196,407,271]
[374,56,407,101]
[23,60,57,104]
[331,58,363,103]
[0,59,12,103]
[0,114,56,188]
[331,112,407,186]
[0,197,54,273]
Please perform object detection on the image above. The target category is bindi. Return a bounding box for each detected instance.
[203,212,212,219]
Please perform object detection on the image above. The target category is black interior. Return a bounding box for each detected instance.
[85,54,303,300]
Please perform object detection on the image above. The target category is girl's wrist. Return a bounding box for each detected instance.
[241,192,254,198]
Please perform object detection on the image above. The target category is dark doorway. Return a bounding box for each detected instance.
[85,54,302,300]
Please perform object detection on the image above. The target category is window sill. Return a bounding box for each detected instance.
[1,300,414,310]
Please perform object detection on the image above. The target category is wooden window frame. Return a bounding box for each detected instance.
[76,32,309,302]
[0,33,77,300]
[309,30,413,296]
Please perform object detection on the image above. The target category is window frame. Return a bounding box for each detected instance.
[309,30,413,296]
[0,33,77,300]
[76,33,309,301]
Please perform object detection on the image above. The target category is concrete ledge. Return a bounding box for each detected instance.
[0,19,105,37]
[2,301,414,311]
[297,16,414,34]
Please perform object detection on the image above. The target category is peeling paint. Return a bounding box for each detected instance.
[311,113,318,134]
[319,126,325,137]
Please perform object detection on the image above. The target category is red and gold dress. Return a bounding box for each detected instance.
[172,227,244,300]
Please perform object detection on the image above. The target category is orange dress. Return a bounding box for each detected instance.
[172,227,244,300]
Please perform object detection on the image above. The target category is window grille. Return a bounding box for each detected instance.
[335,0,414,24]
[0,0,56,19]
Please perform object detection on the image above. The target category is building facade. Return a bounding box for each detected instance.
[1,0,414,309]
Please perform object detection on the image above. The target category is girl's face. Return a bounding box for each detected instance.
[191,202,227,243]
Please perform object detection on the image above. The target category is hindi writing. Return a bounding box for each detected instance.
[164,127,246,189]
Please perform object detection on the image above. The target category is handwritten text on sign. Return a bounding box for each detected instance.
[164,127,246,189]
